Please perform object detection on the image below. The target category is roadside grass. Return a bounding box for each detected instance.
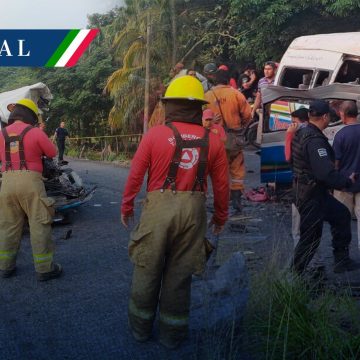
[191,205,360,360]
[193,322,245,360]
[243,266,360,360]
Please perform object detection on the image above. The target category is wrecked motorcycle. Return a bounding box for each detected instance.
[42,158,96,223]
[0,160,96,224]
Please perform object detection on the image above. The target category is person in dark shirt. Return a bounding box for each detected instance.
[54,121,69,162]
[333,101,360,250]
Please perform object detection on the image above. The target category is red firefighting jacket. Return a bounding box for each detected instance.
[121,121,229,225]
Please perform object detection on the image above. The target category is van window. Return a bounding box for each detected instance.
[335,60,360,84]
[314,71,330,87]
[279,68,314,89]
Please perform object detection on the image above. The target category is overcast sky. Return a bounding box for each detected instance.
[0,0,124,29]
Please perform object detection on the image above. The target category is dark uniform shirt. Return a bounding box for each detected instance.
[55,127,69,141]
[292,123,352,191]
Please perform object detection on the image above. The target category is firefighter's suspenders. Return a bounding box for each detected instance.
[1,125,33,171]
[161,122,209,193]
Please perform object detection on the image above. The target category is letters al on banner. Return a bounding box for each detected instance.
[0,29,99,67]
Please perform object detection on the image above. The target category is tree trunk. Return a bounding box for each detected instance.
[143,12,151,134]
[170,0,177,66]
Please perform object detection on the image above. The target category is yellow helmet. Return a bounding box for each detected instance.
[17,98,39,116]
[163,75,208,103]
[7,98,39,117]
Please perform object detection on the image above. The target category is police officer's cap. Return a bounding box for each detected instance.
[309,100,330,116]
[203,63,218,74]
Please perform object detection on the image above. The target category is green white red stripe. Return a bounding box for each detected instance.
[45,29,99,68]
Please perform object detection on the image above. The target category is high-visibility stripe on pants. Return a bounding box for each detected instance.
[0,171,55,273]
[159,312,189,327]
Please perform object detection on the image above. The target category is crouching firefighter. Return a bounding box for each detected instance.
[121,76,229,349]
[291,100,360,274]
[0,99,62,281]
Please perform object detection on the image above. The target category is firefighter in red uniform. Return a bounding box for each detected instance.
[0,99,62,281]
[121,76,229,349]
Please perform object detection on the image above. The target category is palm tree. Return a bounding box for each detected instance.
[105,0,172,132]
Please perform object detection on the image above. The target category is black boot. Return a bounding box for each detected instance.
[230,190,243,213]
[37,263,63,281]
[333,248,360,273]
[0,267,16,278]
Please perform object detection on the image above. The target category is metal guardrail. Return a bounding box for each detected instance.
[67,134,142,160]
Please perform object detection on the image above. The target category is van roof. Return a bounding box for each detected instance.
[289,32,360,56]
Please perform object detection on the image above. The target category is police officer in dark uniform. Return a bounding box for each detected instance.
[291,100,360,274]
[54,121,69,163]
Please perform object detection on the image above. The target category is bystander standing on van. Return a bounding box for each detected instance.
[333,101,360,250]
[251,61,277,118]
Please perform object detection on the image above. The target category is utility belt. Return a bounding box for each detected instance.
[293,173,316,185]
[293,174,319,206]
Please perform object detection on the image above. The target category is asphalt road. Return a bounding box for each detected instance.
[1,151,359,360]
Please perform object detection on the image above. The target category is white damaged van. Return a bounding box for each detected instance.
[260,32,360,185]
[276,32,360,90]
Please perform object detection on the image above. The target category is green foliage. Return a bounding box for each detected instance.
[0,68,38,91]
[38,43,115,137]
[228,0,360,66]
